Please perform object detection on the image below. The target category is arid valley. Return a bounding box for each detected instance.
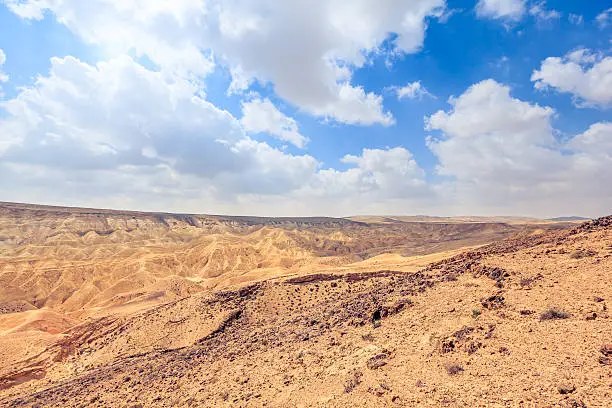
[0,202,609,407]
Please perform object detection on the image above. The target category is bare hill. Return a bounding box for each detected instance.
[1,201,560,315]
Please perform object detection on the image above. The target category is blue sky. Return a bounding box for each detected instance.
[0,0,610,217]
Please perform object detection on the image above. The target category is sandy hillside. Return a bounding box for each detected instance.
[0,202,604,407]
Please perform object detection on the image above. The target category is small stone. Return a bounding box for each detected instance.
[557,383,576,394]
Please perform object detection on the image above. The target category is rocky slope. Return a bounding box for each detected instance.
[0,205,608,407]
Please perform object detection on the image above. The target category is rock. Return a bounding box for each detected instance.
[557,383,576,394]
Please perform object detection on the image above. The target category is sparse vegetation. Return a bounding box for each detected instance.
[472,309,481,318]
[481,294,505,309]
[445,363,464,375]
[465,341,481,355]
[600,344,612,365]
[540,307,570,321]
[361,333,375,342]
[444,273,458,281]
[499,347,511,355]
[569,249,597,259]
[440,339,455,354]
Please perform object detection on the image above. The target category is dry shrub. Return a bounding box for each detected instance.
[569,249,597,259]
[540,307,570,321]
[520,277,534,288]
[445,363,464,375]
[361,333,375,342]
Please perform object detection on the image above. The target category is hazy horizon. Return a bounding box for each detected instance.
[0,200,596,221]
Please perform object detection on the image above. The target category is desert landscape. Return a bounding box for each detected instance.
[1,0,611,406]
[0,201,609,407]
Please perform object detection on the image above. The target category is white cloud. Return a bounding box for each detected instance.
[5,0,216,77]
[305,147,428,200]
[0,55,324,204]
[0,49,8,95]
[395,81,434,100]
[427,79,559,183]
[4,0,447,126]
[596,8,612,29]
[532,49,612,108]
[309,83,395,126]
[1,54,610,216]
[241,98,309,148]
[565,122,612,211]
[0,53,431,214]
[224,138,319,196]
[568,13,583,25]
[0,56,243,174]
[475,0,526,21]
[529,1,561,23]
[569,122,612,155]
[2,3,611,217]
[425,79,612,216]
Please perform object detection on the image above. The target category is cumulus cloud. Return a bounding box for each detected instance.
[475,0,526,21]
[0,56,244,175]
[568,122,612,154]
[426,79,612,216]
[532,49,612,108]
[426,79,559,184]
[0,55,324,204]
[4,0,447,126]
[3,3,611,217]
[395,81,434,100]
[241,98,308,148]
[0,53,432,214]
[294,146,431,215]
[1,54,610,216]
[313,147,426,198]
